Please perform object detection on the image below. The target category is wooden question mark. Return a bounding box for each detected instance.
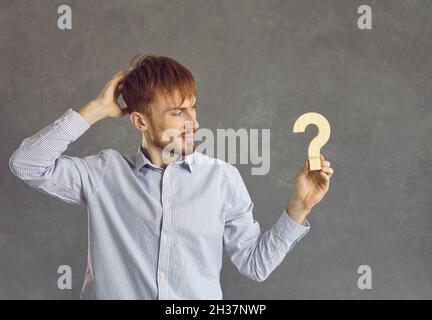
[293,112,331,171]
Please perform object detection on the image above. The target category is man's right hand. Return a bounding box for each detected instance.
[78,72,126,125]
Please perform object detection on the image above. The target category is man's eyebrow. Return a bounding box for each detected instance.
[164,101,197,112]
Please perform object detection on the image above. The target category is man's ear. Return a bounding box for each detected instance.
[130,112,148,131]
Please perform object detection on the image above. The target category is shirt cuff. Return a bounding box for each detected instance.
[55,107,91,141]
[273,209,311,245]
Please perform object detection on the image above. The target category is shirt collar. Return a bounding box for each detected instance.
[135,144,194,174]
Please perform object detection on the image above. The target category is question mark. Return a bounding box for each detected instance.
[293,112,331,171]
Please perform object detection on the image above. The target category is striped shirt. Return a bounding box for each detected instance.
[9,107,310,300]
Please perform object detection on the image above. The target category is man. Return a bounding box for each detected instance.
[9,54,334,299]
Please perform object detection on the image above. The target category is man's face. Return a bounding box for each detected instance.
[144,91,199,157]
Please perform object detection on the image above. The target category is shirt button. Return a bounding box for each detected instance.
[161,234,168,242]
[159,271,165,279]
[165,202,171,208]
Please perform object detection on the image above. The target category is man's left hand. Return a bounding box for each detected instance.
[287,154,334,224]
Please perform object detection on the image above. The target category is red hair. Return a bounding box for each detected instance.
[122,54,196,116]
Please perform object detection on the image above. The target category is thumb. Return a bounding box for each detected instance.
[300,159,309,175]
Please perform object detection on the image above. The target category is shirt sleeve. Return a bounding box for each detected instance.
[9,108,111,207]
[223,166,311,282]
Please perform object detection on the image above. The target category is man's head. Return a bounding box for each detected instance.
[122,54,199,158]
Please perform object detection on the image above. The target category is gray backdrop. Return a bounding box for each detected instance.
[1,0,431,299]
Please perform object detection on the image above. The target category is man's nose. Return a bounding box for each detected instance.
[192,117,199,132]
[185,114,199,132]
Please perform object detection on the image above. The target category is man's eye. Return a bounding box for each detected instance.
[174,111,183,116]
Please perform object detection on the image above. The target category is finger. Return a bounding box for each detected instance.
[113,71,124,79]
[108,73,125,91]
[101,79,113,93]
[303,159,309,172]
[320,171,330,182]
[113,73,125,85]
[321,160,331,168]
[114,85,123,99]
[321,166,334,176]
[108,76,125,96]
[320,154,325,160]
[115,82,124,94]
[297,159,308,177]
